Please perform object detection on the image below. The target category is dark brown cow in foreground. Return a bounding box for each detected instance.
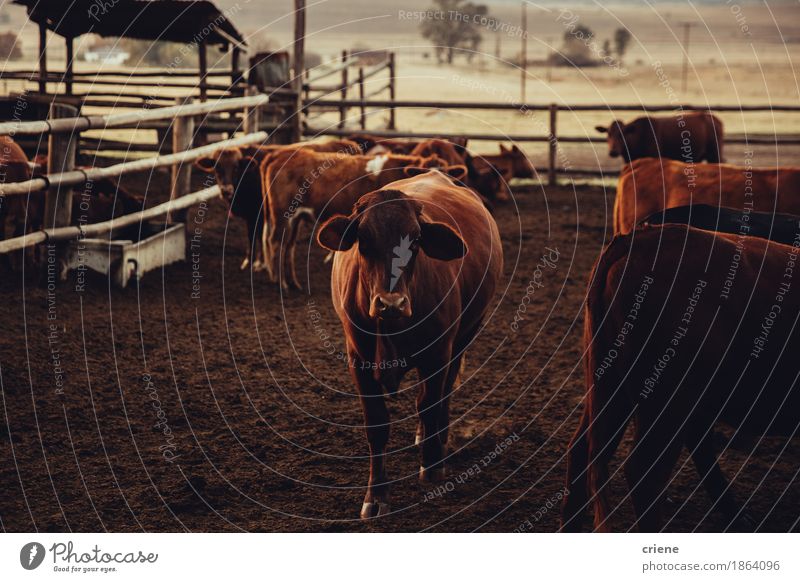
[317,170,503,518]
[562,224,800,532]
[615,158,800,235]
[194,139,360,270]
[596,111,723,163]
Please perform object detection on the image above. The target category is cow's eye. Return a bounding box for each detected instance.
[410,237,421,250]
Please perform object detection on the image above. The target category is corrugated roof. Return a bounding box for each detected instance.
[12,0,246,48]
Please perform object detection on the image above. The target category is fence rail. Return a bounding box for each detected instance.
[305,99,800,185]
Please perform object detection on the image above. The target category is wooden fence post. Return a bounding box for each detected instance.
[43,103,78,281]
[388,53,396,130]
[338,50,348,129]
[548,103,558,187]
[244,86,261,134]
[169,97,195,223]
[38,23,48,94]
[358,67,366,130]
[198,39,208,102]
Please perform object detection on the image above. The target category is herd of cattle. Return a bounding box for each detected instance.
[1,109,798,531]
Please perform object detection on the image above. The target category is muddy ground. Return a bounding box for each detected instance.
[1,171,798,533]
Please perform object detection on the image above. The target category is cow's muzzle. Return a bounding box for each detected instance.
[220,184,235,198]
[609,149,620,158]
[370,293,412,320]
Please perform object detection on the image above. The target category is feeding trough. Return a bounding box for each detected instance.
[66,221,186,288]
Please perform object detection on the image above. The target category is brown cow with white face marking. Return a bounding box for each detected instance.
[194,140,360,270]
[595,111,723,163]
[317,170,503,519]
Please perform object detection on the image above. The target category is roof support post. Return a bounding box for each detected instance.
[38,22,47,94]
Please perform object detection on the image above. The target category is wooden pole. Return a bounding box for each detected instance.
[43,103,78,281]
[170,97,195,223]
[358,67,366,130]
[38,23,48,94]
[199,39,208,102]
[243,86,261,134]
[520,2,527,104]
[548,103,558,186]
[388,53,396,130]
[338,50,349,129]
[680,22,692,93]
[231,46,242,86]
[65,37,74,95]
[292,0,306,143]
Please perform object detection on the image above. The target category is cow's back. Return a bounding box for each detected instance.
[615,158,800,234]
[590,225,800,434]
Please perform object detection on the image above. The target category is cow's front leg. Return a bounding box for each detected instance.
[353,360,391,519]
[416,363,448,483]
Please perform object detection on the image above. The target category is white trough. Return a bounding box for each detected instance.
[66,221,186,288]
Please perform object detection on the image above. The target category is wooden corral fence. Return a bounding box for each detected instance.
[304,100,800,185]
[0,67,246,110]
[303,51,396,131]
[0,92,279,277]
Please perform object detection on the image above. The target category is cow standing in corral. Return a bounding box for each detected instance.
[596,111,723,163]
[194,139,360,270]
[561,224,800,532]
[614,157,800,235]
[317,169,503,518]
[261,149,444,290]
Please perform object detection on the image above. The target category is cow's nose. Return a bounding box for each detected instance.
[371,293,412,319]
[220,184,235,198]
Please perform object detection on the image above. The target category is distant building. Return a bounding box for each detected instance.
[83,46,130,66]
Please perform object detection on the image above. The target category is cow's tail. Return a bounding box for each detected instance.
[583,234,635,532]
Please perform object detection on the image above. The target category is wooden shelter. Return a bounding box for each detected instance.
[12,0,248,100]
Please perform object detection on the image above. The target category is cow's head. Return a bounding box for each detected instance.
[317,189,467,321]
[499,144,535,178]
[194,148,253,204]
[595,121,639,161]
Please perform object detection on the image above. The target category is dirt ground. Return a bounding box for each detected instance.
[1,169,798,533]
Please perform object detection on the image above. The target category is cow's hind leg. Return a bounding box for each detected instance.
[624,421,683,532]
[687,427,753,530]
[561,407,591,531]
[353,360,391,519]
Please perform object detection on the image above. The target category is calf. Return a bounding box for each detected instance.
[562,224,800,531]
[317,169,503,518]
[596,111,723,163]
[194,139,359,270]
[261,149,441,290]
[615,157,800,235]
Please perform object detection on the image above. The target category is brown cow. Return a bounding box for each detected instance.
[1,135,38,239]
[614,157,800,235]
[562,224,800,532]
[194,139,360,270]
[261,149,442,290]
[348,134,420,155]
[596,111,723,163]
[317,169,503,518]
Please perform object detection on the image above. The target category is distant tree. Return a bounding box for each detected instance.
[559,24,595,66]
[614,27,632,61]
[420,0,489,64]
[0,32,22,61]
[118,39,199,67]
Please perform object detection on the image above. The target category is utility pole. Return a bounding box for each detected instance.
[680,22,693,93]
[520,2,527,103]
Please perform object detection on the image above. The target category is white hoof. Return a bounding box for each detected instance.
[240,257,250,270]
[360,501,391,519]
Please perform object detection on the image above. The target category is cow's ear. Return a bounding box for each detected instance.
[444,165,468,182]
[420,219,467,261]
[595,125,608,134]
[317,215,358,252]
[404,166,429,177]
[194,157,216,172]
[499,144,509,153]
[511,144,521,153]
